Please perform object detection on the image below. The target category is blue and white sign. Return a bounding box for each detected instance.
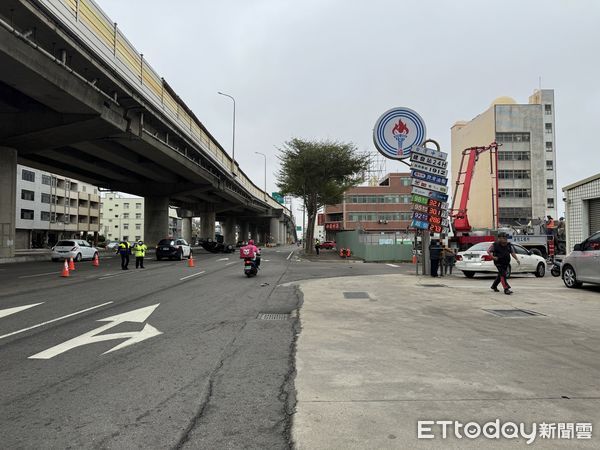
[373,107,426,160]
[411,186,449,202]
[410,169,448,186]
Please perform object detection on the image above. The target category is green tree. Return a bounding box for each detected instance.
[276,138,370,254]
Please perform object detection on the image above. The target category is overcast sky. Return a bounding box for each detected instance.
[99,0,599,222]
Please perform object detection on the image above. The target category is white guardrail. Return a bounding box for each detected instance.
[33,0,290,217]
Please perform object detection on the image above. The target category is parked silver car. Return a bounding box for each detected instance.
[51,239,98,262]
[562,231,600,288]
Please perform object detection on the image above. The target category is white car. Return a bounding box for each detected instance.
[455,242,546,278]
[52,239,98,262]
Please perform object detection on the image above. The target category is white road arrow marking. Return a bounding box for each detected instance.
[0,303,43,319]
[29,304,162,360]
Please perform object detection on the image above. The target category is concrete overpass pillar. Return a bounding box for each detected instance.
[240,222,250,242]
[0,147,17,258]
[223,217,237,244]
[200,211,216,240]
[144,196,170,246]
[280,222,286,245]
[270,218,280,246]
[178,209,193,243]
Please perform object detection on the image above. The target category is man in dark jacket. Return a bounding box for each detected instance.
[488,232,520,294]
[429,239,442,277]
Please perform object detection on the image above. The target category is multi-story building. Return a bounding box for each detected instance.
[15,165,100,248]
[451,89,558,228]
[323,173,412,237]
[100,194,181,242]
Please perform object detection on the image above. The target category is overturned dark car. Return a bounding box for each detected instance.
[198,239,235,254]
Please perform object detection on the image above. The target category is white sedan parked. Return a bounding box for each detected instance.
[51,239,98,262]
[455,242,546,278]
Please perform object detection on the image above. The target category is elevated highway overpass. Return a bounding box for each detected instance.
[0,0,294,257]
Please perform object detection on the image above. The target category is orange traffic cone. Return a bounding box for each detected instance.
[93,253,99,267]
[68,257,75,271]
[61,259,70,277]
[412,254,417,264]
[188,255,195,267]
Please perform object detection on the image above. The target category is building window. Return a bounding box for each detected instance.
[496,132,530,143]
[41,211,50,221]
[401,178,411,186]
[21,189,35,201]
[41,174,51,185]
[136,223,141,230]
[545,142,552,152]
[546,160,553,171]
[123,213,129,219]
[547,198,555,208]
[123,236,129,241]
[109,208,113,212]
[115,215,118,218]
[135,236,141,241]
[498,188,531,198]
[545,104,552,115]
[498,170,531,179]
[124,203,130,209]
[40,193,50,203]
[498,207,533,225]
[498,151,530,161]
[21,169,35,182]
[123,224,129,230]
[136,213,141,219]
[82,186,86,192]
[114,225,119,229]
[20,209,34,220]
[547,179,554,189]
[545,123,552,134]
[136,203,142,209]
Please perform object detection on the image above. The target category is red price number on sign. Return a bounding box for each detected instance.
[428,207,442,217]
[430,216,442,225]
[429,224,443,233]
[428,199,442,208]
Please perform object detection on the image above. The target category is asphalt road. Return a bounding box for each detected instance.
[0,246,401,449]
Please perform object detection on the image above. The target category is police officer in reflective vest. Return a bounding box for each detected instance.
[117,240,131,270]
[133,240,147,269]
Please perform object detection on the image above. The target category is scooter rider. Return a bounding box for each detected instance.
[246,239,261,268]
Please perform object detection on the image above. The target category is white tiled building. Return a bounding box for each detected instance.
[100,194,181,243]
[563,174,600,252]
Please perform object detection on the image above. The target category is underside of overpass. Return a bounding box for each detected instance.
[0,0,294,257]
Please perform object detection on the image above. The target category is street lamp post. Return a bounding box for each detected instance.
[217,91,236,173]
[255,151,267,200]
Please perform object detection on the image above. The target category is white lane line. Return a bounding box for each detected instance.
[179,271,206,281]
[225,262,237,266]
[386,264,400,268]
[99,272,132,280]
[217,258,229,261]
[286,251,294,260]
[0,303,44,319]
[0,301,113,340]
[19,271,60,279]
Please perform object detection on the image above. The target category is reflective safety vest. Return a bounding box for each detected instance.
[134,243,147,257]
[118,242,131,254]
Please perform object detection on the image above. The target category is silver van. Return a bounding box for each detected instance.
[562,231,600,288]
